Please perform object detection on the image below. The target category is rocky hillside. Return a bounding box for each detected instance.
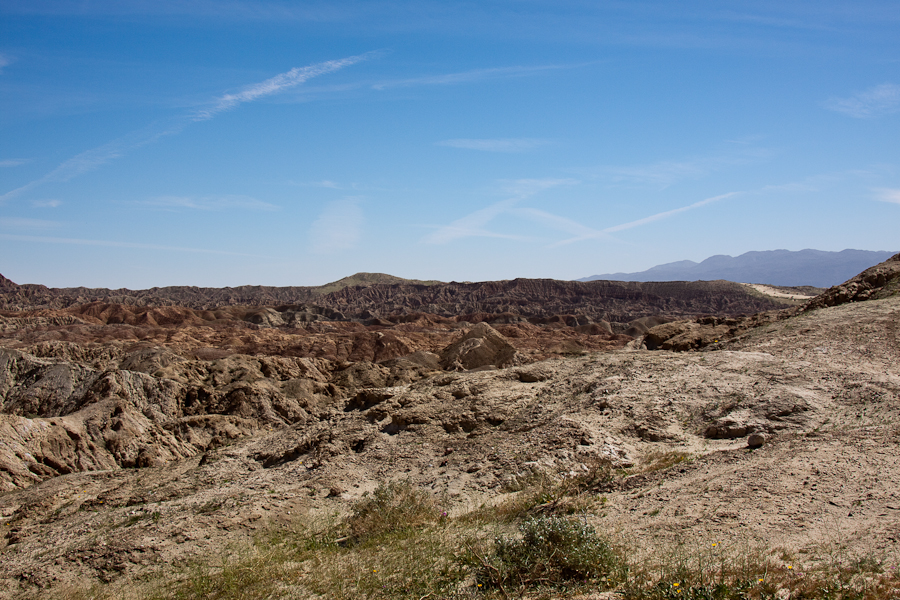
[0,274,789,324]
[0,255,898,597]
[642,252,900,351]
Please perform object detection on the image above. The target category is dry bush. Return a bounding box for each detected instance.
[637,450,693,474]
[346,479,446,542]
[467,515,622,596]
[618,538,900,600]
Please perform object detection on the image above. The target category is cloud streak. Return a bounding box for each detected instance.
[0,120,187,202]
[0,233,271,257]
[514,207,603,238]
[0,158,28,167]
[0,54,369,204]
[586,146,770,189]
[422,178,577,244]
[32,199,62,208]
[424,186,739,247]
[195,53,373,120]
[0,217,64,230]
[875,188,900,205]
[553,192,740,246]
[139,195,278,211]
[423,198,521,245]
[437,138,548,153]
[594,160,710,187]
[371,64,572,91]
[825,84,900,118]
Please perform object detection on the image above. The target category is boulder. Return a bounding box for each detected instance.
[440,322,522,371]
[748,433,766,448]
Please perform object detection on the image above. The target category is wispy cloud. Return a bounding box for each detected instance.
[31,199,62,208]
[0,54,11,73]
[422,197,522,245]
[424,181,739,247]
[0,217,63,230]
[513,207,604,239]
[0,55,369,204]
[274,62,589,104]
[437,138,548,153]
[553,192,740,246]
[314,180,342,189]
[422,178,576,244]
[0,158,28,167]
[825,84,900,118]
[371,64,571,91]
[500,178,579,197]
[603,192,738,233]
[310,197,364,254]
[875,188,900,204]
[760,181,821,193]
[194,53,373,120]
[584,146,770,189]
[139,195,278,211]
[0,120,187,203]
[0,1,351,22]
[594,160,709,187]
[0,233,271,257]
[292,179,358,190]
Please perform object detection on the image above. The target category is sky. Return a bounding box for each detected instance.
[1,1,898,288]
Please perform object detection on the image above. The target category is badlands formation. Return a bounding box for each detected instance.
[0,256,898,598]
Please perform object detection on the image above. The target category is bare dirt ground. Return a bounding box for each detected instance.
[0,258,898,598]
[741,283,819,300]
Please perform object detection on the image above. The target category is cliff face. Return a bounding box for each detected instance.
[317,278,787,322]
[0,281,319,312]
[0,275,789,322]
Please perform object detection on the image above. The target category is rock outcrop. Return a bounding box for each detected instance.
[642,253,900,352]
[802,252,900,310]
[0,273,791,323]
[439,323,522,370]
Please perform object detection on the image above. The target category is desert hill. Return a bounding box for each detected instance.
[0,272,790,324]
[309,272,443,295]
[0,254,898,598]
[580,248,897,287]
[0,271,439,312]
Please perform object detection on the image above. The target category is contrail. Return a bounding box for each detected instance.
[195,54,371,120]
[0,233,273,258]
[552,192,741,246]
[1,54,372,204]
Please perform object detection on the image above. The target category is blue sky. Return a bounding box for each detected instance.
[1,1,898,288]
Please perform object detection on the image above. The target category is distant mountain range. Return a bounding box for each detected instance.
[578,249,899,288]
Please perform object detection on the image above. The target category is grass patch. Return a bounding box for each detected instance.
[48,480,900,600]
[470,457,617,523]
[637,450,694,474]
[345,479,446,542]
[468,515,623,595]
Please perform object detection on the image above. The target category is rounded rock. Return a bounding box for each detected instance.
[747,433,766,448]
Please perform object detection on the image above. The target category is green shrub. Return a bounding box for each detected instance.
[346,480,445,541]
[473,515,621,591]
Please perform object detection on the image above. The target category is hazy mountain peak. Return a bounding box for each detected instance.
[579,249,898,287]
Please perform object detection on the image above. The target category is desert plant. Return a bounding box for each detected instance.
[470,515,622,592]
[638,450,693,474]
[477,458,616,524]
[346,479,445,542]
